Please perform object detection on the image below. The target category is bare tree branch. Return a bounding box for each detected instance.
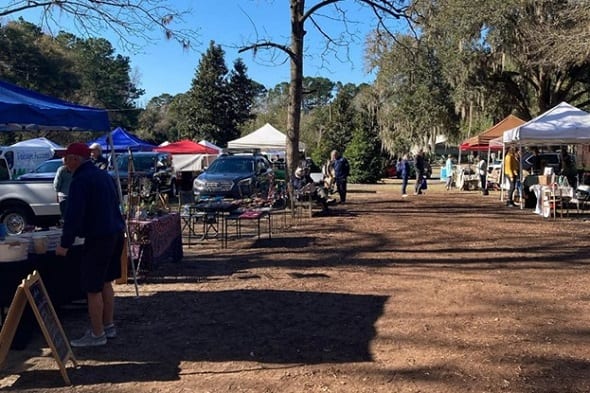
[237,0,411,180]
[238,41,296,62]
[0,0,199,51]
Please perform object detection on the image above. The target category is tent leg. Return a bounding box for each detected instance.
[108,132,139,297]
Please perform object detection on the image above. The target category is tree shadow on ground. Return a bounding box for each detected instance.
[7,290,387,388]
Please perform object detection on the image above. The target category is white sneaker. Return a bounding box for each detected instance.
[402,194,408,198]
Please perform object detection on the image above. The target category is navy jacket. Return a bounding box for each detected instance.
[401,159,410,179]
[61,161,124,248]
[333,157,350,179]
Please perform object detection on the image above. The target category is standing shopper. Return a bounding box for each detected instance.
[477,153,488,195]
[401,154,411,197]
[89,142,109,170]
[53,158,72,219]
[445,154,454,191]
[331,150,350,204]
[504,147,519,207]
[56,143,125,347]
[414,150,426,195]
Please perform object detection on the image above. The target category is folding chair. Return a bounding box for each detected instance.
[178,190,202,247]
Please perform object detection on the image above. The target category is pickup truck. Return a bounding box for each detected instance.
[0,180,60,235]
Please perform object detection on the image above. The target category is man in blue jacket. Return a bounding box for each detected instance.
[56,143,125,347]
[331,150,350,203]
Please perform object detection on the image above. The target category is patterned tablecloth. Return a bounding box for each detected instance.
[128,213,183,269]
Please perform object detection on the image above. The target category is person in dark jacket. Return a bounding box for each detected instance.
[56,142,125,347]
[292,166,330,212]
[331,150,350,203]
[401,154,411,197]
[89,142,109,170]
[414,149,426,195]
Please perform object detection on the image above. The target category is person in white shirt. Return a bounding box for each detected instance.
[445,154,453,191]
[476,153,488,195]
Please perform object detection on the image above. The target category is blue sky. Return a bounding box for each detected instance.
[131,1,380,105]
[7,1,399,106]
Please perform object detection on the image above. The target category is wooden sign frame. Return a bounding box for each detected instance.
[0,270,77,385]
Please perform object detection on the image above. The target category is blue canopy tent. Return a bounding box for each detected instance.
[0,80,140,295]
[0,79,109,131]
[88,127,154,152]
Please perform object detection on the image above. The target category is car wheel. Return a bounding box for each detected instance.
[1,205,30,235]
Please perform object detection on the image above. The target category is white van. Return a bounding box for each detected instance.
[0,145,56,180]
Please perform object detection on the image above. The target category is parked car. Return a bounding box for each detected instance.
[0,181,60,234]
[193,153,273,199]
[17,158,63,181]
[521,152,561,173]
[384,162,397,178]
[111,151,176,196]
[0,143,55,180]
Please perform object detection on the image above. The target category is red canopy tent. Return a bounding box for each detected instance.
[460,115,526,151]
[154,139,218,154]
[456,115,526,192]
[154,139,219,173]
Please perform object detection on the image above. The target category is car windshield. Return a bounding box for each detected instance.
[117,155,156,172]
[207,157,254,174]
[35,160,61,173]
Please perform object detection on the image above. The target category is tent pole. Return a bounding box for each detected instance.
[109,133,139,297]
[518,143,523,209]
[486,145,491,190]
[500,143,506,202]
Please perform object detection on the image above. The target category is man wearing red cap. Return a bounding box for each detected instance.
[56,142,125,347]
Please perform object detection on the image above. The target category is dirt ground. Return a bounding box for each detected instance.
[2,179,590,393]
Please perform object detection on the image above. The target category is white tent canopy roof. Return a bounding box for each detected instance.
[227,123,306,151]
[172,153,217,172]
[198,139,222,152]
[10,137,62,150]
[503,102,590,145]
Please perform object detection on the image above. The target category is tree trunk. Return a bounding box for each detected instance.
[286,0,304,180]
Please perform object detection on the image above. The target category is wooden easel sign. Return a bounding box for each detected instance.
[0,271,77,385]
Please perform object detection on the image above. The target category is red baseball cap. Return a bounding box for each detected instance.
[65,142,91,159]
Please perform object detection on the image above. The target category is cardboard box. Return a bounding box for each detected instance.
[538,175,551,185]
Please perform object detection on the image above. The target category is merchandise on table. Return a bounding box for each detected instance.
[0,240,28,262]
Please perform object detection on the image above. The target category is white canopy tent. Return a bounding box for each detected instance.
[227,123,306,151]
[503,102,590,145]
[172,154,217,172]
[11,137,63,150]
[500,102,590,206]
[198,139,222,152]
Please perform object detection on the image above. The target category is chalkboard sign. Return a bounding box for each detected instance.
[27,276,70,363]
[0,271,77,385]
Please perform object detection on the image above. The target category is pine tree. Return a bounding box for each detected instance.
[227,59,258,138]
[184,41,231,145]
[345,125,383,184]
